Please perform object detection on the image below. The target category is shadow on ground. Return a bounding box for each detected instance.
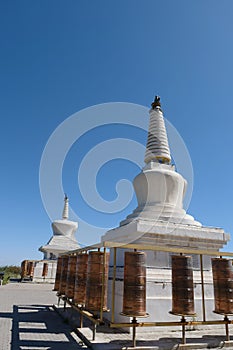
[0,304,86,349]
[55,305,229,349]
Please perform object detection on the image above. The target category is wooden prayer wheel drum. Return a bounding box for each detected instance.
[21,260,28,279]
[212,258,233,315]
[28,261,35,278]
[171,255,195,316]
[122,251,147,317]
[73,253,88,306]
[42,263,48,277]
[86,251,110,312]
[54,257,63,291]
[59,255,69,295]
[65,255,78,299]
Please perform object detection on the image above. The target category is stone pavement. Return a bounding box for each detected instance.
[1,282,233,350]
[0,282,87,350]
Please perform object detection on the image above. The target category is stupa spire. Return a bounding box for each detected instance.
[62,194,69,219]
[144,96,171,164]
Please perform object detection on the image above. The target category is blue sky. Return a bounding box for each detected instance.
[1,1,233,265]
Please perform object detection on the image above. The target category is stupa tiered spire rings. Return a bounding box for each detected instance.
[62,194,69,219]
[144,96,171,164]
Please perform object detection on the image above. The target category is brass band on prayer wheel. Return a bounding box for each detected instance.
[122,251,147,317]
[21,260,28,279]
[54,257,63,291]
[86,251,110,312]
[42,263,48,277]
[73,253,88,306]
[59,255,69,295]
[170,255,195,316]
[65,255,78,299]
[212,258,233,315]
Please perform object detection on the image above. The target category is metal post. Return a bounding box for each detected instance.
[181,316,186,344]
[132,317,137,347]
[100,247,106,322]
[200,254,206,321]
[93,323,97,341]
[225,316,230,341]
[80,312,83,328]
[111,247,117,323]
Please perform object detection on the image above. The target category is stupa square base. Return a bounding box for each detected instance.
[102,219,229,252]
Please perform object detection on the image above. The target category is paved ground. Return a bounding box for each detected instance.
[55,301,233,350]
[0,282,87,350]
[1,282,233,350]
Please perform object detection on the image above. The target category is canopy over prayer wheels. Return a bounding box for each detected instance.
[122,251,147,317]
[65,255,78,299]
[59,255,69,295]
[54,257,63,291]
[170,255,195,316]
[42,262,48,277]
[86,251,110,312]
[212,258,233,315]
[73,253,88,306]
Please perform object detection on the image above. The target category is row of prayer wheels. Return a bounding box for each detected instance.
[170,256,233,317]
[54,252,233,317]
[171,255,233,316]
[21,260,35,279]
[122,253,195,317]
[21,261,49,279]
[54,252,110,311]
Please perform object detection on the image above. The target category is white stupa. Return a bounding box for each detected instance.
[102,96,229,251]
[31,196,79,283]
[39,195,79,259]
[102,96,230,327]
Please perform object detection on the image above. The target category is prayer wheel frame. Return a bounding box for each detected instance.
[54,242,233,347]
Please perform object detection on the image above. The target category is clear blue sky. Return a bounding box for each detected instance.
[1,1,233,265]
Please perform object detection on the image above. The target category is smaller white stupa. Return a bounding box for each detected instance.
[39,195,80,259]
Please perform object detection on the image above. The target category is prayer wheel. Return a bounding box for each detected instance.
[86,251,110,312]
[212,258,233,315]
[122,251,147,317]
[171,255,195,316]
[59,255,69,295]
[73,253,88,306]
[65,255,78,299]
[28,261,35,278]
[42,262,48,277]
[54,257,63,291]
[21,260,28,279]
